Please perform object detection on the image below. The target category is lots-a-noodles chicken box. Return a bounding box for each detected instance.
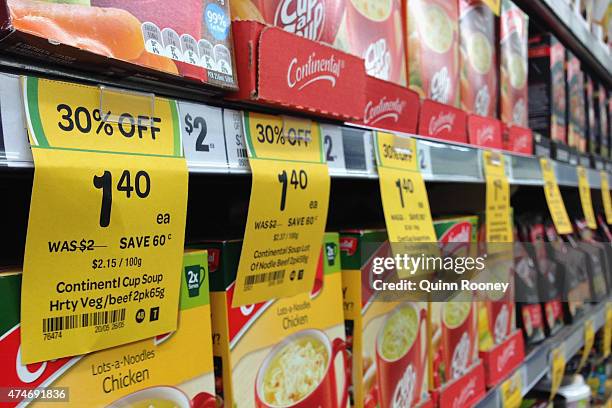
[528,33,567,145]
[499,0,529,127]
[405,0,460,107]
[340,230,430,408]
[430,216,480,389]
[202,234,350,408]
[0,251,217,408]
[0,0,237,90]
[459,0,498,118]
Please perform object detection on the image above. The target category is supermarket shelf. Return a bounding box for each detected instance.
[476,299,610,408]
[515,0,612,84]
[1,72,611,189]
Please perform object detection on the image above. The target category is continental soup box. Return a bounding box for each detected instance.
[200,233,350,408]
[0,251,217,408]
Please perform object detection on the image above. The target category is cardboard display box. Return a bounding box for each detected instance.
[0,251,216,408]
[0,0,237,91]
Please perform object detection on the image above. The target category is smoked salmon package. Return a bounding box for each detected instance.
[0,0,237,90]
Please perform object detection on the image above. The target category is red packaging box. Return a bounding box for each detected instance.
[500,0,529,127]
[230,20,366,120]
[479,330,525,388]
[418,99,468,144]
[344,0,406,86]
[405,0,460,107]
[467,114,503,149]
[504,125,533,155]
[230,0,347,47]
[0,0,238,90]
[431,362,486,408]
[459,0,498,118]
[355,75,420,133]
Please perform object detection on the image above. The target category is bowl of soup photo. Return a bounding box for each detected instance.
[255,329,349,408]
[375,303,426,408]
[106,385,215,408]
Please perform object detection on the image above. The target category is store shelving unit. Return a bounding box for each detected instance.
[476,299,610,408]
[515,0,612,85]
[0,1,611,406]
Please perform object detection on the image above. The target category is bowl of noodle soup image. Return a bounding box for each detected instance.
[255,329,348,408]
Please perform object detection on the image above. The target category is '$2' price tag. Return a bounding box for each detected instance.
[235,112,330,307]
[21,77,187,363]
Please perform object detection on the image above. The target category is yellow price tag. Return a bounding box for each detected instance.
[236,112,330,306]
[21,77,187,363]
[578,319,595,372]
[500,371,523,408]
[483,0,501,15]
[550,346,566,400]
[483,151,512,243]
[373,132,437,277]
[601,171,612,224]
[603,305,612,358]
[577,166,596,229]
[540,158,573,234]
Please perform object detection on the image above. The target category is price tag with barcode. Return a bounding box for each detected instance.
[21,77,187,363]
[235,112,330,306]
[577,166,596,229]
[540,158,572,234]
[223,109,249,171]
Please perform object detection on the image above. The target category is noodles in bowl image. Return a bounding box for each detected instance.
[255,329,349,408]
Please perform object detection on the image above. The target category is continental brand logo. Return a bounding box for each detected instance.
[287,52,346,90]
[364,97,406,125]
[429,111,456,135]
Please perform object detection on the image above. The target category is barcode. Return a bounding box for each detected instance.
[42,308,126,333]
[244,270,285,291]
[237,148,247,159]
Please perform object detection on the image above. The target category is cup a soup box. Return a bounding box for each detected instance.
[459,0,498,118]
[405,0,460,107]
[230,0,347,48]
[0,251,217,408]
[0,0,237,90]
[202,234,350,408]
[344,0,406,85]
[340,230,429,408]
[430,216,480,387]
[500,0,529,127]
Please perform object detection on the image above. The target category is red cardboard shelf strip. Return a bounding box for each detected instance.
[433,361,486,408]
[418,99,468,144]
[504,125,534,155]
[230,21,365,121]
[478,330,525,388]
[468,114,504,149]
[355,75,420,134]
